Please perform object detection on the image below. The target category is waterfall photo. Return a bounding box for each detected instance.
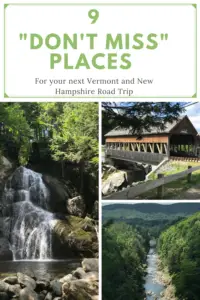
[0,102,99,299]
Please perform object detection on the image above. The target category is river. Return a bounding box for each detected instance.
[144,240,165,300]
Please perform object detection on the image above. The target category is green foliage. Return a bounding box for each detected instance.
[158,212,200,299]
[102,222,149,300]
[0,103,98,172]
[0,103,32,165]
[102,102,185,135]
[38,102,98,166]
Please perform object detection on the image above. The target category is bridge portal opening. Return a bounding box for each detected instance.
[170,134,196,157]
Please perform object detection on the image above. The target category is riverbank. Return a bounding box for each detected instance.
[0,258,98,300]
[156,258,177,300]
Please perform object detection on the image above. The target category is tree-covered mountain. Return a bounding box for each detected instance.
[103,203,200,214]
[102,221,149,300]
[102,203,200,220]
[158,212,200,299]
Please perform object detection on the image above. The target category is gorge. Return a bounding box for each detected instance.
[102,203,200,300]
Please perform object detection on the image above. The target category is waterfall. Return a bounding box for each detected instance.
[2,167,54,261]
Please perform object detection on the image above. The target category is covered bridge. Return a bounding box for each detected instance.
[105,116,200,165]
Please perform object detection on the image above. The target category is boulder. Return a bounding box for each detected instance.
[0,281,9,293]
[72,267,86,279]
[8,284,21,297]
[17,273,36,290]
[62,279,98,299]
[91,201,98,220]
[42,175,77,213]
[52,216,98,258]
[19,287,38,300]
[50,280,62,297]
[83,271,98,281]
[3,276,18,285]
[59,274,73,284]
[82,258,98,272]
[66,196,86,218]
[44,292,53,300]
[38,290,48,300]
[102,171,128,195]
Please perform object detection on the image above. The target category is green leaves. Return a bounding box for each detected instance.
[38,102,98,166]
[158,212,200,299]
[102,222,149,300]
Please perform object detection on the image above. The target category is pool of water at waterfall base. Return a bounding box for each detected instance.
[0,259,81,280]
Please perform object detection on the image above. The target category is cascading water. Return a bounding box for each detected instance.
[2,167,54,261]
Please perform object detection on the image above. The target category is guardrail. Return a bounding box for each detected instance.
[170,156,200,162]
[103,165,200,200]
[106,149,166,165]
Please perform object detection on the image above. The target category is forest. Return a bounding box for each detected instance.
[102,204,200,300]
[158,212,200,299]
[102,221,149,300]
[0,102,98,204]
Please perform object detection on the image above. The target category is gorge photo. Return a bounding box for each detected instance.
[0,102,99,300]
[102,201,200,300]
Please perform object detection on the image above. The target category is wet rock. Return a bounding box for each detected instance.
[3,276,18,285]
[8,284,21,297]
[0,281,9,293]
[17,273,36,290]
[50,280,62,297]
[19,287,38,300]
[38,290,48,300]
[83,271,98,281]
[66,196,86,218]
[62,279,98,299]
[91,201,98,220]
[44,292,53,300]
[52,216,98,258]
[59,274,73,284]
[82,258,98,272]
[42,175,77,213]
[72,267,86,279]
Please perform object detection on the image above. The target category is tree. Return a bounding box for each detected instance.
[0,103,32,165]
[37,102,98,192]
[102,102,185,139]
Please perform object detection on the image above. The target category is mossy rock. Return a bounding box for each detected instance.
[52,216,97,258]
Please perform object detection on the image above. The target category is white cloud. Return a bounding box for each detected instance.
[183,103,200,131]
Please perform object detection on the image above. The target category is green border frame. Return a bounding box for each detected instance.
[4,3,197,98]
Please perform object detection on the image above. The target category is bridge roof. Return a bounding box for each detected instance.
[105,115,198,137]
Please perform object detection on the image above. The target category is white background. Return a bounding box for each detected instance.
[0,1,200,300]
[4,4,197,98]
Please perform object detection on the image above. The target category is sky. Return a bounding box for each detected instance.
[184,102,200,132]
[103,102,200,132]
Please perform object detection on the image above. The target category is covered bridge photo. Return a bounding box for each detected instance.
[105,115,200,166]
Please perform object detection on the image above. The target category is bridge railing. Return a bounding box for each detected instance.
[106,149,167,164]
[103,164,200,200]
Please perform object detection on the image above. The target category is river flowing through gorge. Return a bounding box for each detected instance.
[144,240,165,300]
